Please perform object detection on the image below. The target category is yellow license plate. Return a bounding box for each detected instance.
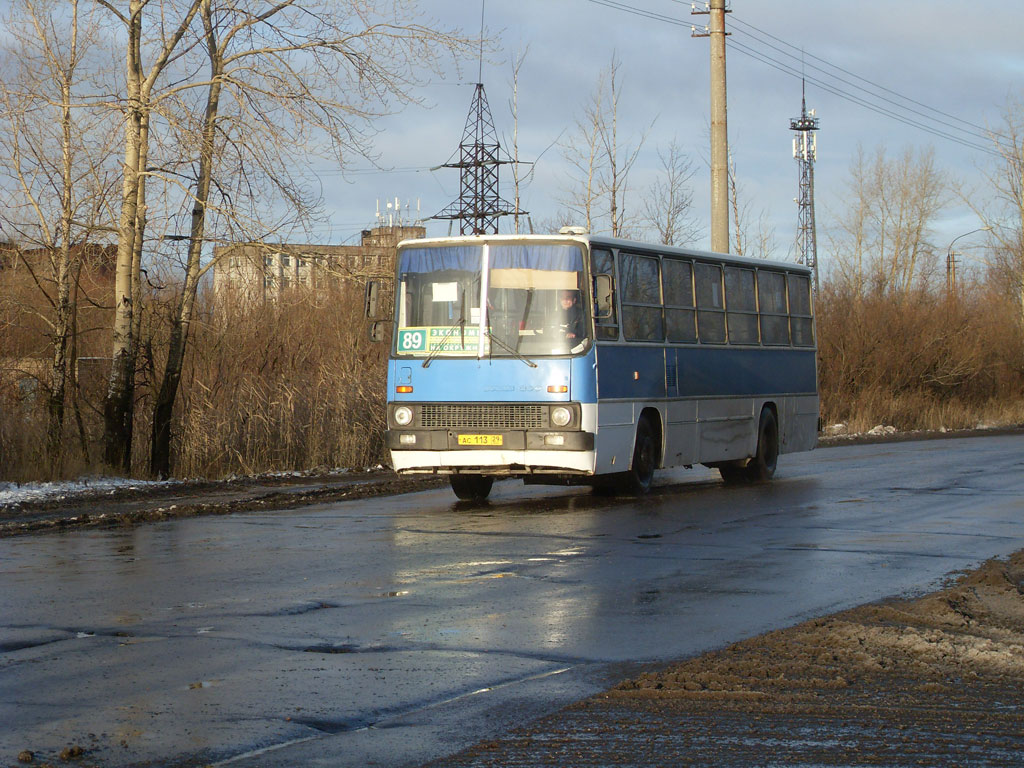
[458,434,503,446]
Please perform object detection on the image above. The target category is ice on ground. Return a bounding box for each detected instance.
[0,476,181,507]
[867,424,898,436]
[0,465,367,508]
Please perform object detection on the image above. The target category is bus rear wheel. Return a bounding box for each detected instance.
[449,474,494,501]
[748,408,779,481]
[720,408,779,484]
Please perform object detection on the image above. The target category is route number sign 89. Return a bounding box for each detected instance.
[397,329,427,352]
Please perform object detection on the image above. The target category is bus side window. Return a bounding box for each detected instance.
[725,267,759,344]
[695,263,726,343]
[594,274,614,318]
[621,253,664,342]
[788,273,814,346]
[664,258,696,343]
[591,248,619,340]
[758,271,790,345]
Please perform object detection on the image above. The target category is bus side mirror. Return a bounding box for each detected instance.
[365,280,381,319]
[369,321,386,343]
[594,274,614,319]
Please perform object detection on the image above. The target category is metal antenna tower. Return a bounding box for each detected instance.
[433,82,523,235]
[790,81,820,291]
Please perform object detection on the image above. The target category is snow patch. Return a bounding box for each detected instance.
[0,476,181,507]
[0,465,369,508]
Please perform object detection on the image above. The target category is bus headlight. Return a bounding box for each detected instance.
[393,406,413,426]
[550,406,572,428]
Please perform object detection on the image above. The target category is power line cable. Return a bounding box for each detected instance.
[727,13,997,138]
[726,37,999,157]
[300,166,434,177]
[582,0,1003,156]
[586,0,692,28]
[683,0,995,139]
[727,21,1003,150]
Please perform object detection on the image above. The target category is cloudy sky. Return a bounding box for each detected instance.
[306,1,1022,264]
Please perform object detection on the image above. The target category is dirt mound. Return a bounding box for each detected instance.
[438,551,1024,766]
[617,550,1024,701]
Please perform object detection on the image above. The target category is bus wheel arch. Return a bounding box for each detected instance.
[719,405,779,485]
[626,409,662,494]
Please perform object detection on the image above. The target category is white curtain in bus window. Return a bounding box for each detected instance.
[663,258,696,343]
[788,273,814,346]
[397,246,481,329]
[591,248,618,339]
[757,270,790,345]
[724,267,758,344]
[620,253,664,342]
[694,262,726,343]
[488,244,585,354]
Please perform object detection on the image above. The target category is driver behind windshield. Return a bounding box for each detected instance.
[559,289,584,340]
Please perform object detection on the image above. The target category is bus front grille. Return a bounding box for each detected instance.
[421,404,545,430]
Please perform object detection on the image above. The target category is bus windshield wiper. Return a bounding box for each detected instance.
[423,287,467,368]
[485,327,537,368]
[421,319,462,368]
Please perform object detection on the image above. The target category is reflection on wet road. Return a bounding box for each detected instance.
[2,435,1024,767]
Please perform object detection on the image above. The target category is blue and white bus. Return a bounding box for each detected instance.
[378,231,818,500]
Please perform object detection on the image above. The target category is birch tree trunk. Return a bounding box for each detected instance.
[46,7,80,476]
[0,0,100,477]
[101,0,201,472]
[151,0,222,478]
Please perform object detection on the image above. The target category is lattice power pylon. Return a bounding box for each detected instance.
[433,82,523,235]
[790,83,820,292]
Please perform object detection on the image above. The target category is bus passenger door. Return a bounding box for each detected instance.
[663,348,698,466]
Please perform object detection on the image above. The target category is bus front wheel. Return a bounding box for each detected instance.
[449,474,494,501]
[625,416,658,494]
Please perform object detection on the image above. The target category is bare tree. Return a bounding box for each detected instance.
[727,152,776,259]
[598,53,646,238]
[642,140,700,246]
[960,95,1024,323]
[560,53,646,237]
[559,69,606,233]
[830,145,947,296]
[0,0,116,475]
[95,0,203,472]
[147,0,475,477]
[508,45,531,235]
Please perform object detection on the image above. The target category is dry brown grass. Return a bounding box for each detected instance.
[817,282,1024,432]
[3,275,1023,483]
[167,286,388,478]
[1,281,388,482]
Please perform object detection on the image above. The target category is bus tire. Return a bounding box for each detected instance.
[625,416,658,495]
[450,475,493,501]
[746,408,779,482]
[718,408,779,484]
[717,462,747,484]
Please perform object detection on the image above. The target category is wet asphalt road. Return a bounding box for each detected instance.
[2,434,1023,767]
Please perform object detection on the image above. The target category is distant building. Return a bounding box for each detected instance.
[0,242,116,277]
[0,242,116,403]
[213,225,425,302]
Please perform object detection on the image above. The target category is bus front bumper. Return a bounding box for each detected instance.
[386,430,596,475]
[386,429,593,452]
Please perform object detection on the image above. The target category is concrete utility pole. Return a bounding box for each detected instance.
[693,1,730,253]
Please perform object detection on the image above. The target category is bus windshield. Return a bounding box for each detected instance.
[394,243,588,358]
